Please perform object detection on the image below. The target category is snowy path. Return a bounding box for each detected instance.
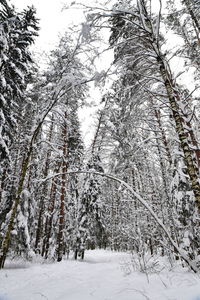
[0,250,200,300]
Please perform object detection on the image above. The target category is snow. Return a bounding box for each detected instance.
[0,250,200,300]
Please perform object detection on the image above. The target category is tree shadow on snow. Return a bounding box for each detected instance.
[4,261,31,269]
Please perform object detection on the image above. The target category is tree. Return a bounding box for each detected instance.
[166,0,200,77]
[78,0,200,265]
[73,154,106,259]
[0,29,87,268]
[105,0,200,213]
[0,1,39,163]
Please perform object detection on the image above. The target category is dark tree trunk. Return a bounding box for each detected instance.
[57,112,68,262]
[35,116,54,253]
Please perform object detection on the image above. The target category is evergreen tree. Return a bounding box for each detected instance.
[74,154,106,259]
[0,1,39,163]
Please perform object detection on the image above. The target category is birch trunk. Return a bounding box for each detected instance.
[0,108,47,269]
[157,57,200,214]
[0,150,31,269]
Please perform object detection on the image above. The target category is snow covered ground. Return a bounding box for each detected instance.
[0,250,200,300]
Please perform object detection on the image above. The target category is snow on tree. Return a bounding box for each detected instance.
[0,1,39,163]
[0,0,199,275]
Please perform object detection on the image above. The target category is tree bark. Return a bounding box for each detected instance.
[182,0,200,40]
[35,115,54,253]
[0,151,31,269]
[57,112,68,262]
[157,57,200,213]
[42,168,59,258]
[0,111,44,269]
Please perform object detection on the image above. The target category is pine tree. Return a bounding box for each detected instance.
[74,154,105,259]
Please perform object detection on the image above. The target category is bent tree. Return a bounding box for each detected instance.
[42,170,199,273]
[0,0,199,275]
[79,0,199,265]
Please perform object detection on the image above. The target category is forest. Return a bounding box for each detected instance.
[0,0,200,283]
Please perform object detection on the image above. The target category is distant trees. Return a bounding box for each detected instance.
[73,154,106,259]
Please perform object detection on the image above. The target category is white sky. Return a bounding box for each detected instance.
[14,0,86,52]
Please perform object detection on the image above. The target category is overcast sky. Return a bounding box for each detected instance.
[14,0,86,53]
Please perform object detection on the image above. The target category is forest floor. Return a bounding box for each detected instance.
[0,249,200,300]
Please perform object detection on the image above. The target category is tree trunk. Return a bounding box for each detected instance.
[0,152,31,269]
[57,112,68,262]
[158,57,200,214]
[0,168,7,204]
[42,166,59,258]
[153,105,172,165]
[35,115,54,253]
[0,115,42,269]
[183,0,200,41]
